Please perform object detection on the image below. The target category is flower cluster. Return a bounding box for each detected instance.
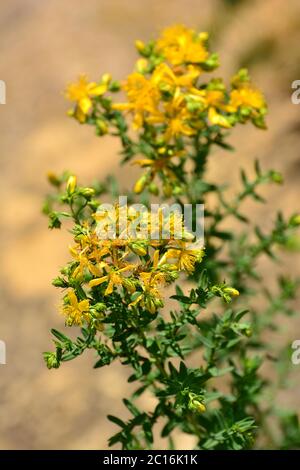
[57,189,204,326]
[65,25,267,197]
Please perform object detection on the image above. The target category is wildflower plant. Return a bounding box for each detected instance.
[43,25,300,450]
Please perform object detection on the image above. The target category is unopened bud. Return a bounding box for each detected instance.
[188,397,206,413]
[270,171,283,184]
[101,73,112,85]
[135,40,146,53]
[47,172,61,187]
[290,214,300,227]
[80,187,95,198]
[199,32,209,43]
[96,119,108,135]
[66,175,77,195]
[129,242,148,257]
[149,182,159,196]
[136,58,149,73]
[52,277,68,288]
[223,287,240,297]
[163,182,172,198]
[43,352,60,369]
[245,328,252,337]
[122,278,136,294]
[134,174,148,194]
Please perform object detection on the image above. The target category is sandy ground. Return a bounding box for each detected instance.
[0,0,299,449]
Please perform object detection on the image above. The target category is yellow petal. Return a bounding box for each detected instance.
[78,299,90,313]
[88,83,107,96]
[112,103,132,111]
[153,250,160,268]
[89,275,108,288]
[68,290,78,308]
[79,97,92,114]
[208,107,231,128]
[104,279,114,295]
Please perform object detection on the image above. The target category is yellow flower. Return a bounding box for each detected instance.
[62,290,90,326]
[128,249,180,313]
[229,68,267,126]
[190,86,233,128]
[112,72,160,128]
[166,242,204,273]
[69,245,104,279]
[156,25,208,66]
[152,63,200,92]
[147,210,192,244]
[147,92,195,141]
[129,271,164,314]
[165,101,196,141]
[132,154,178,191]
[230,86,265,110]
[89,264,135,295]
[208,107,231,128]
[66,75,107,123]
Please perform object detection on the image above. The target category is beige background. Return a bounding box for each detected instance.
[0,0,299,449]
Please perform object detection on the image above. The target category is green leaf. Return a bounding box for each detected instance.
[51,329,72,344]
[107,415,125,428]
[123,399,140,417]
[208,366,234,377]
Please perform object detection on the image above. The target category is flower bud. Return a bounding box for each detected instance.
[136,58,149,73]
[129,242,148,257]
[109,81,121,92]
[80,187,95,198]
[172,186,183,197]
[270,171,283,184]
[199,32,209,42]
[93,302,106,313]
[52,277,68,288]
[66,175,77,195]
[182,230,195,242]
[188,396,206,413]
[96,119,108,135]
[43,352,60,369]
[223,287,240,297]
[290,214,300,227]
[135,40,146,53]
[122,278,136,294]
[245,327,252,337]
[101,73,112,85]
[163,182,172,198]
[134,174,148,194]
[204,52,219,70]
[149,182,159,196]
[194,400,206,413]
[145,297,156,314]
[47,172,61,187]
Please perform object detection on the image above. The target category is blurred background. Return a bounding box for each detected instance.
[0,0,299,449]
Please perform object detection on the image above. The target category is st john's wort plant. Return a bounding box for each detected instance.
[43,25,300,450]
